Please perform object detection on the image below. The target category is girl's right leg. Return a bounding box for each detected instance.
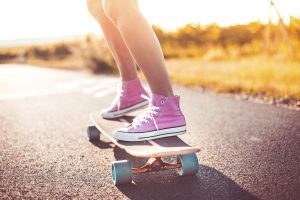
[87,0,149,119]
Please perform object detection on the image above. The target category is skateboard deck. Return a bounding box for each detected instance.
[87,110,200,185]
[89,111,200,158]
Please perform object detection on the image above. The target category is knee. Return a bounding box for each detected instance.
[86,0,106,21]
[102,0,137,25]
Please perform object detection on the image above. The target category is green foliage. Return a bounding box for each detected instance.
[153,18,300,59]
[154,22,264,47]
[81,34,117,73]
[288,16,300,39]
[0,53,17,63]
[24,43,71,60]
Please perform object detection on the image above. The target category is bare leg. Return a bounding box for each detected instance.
[102,0,174,96]
[86,0,137,81]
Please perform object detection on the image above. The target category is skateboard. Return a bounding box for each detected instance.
[87,110,200,185]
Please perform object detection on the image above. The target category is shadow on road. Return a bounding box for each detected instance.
[113,146,259,200]
[90,140,112,149]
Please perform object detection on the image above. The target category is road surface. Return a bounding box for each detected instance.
[0,64,299,199]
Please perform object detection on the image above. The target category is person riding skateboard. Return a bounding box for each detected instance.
[87,0,186,141]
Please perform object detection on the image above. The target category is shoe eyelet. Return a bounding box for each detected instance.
[161,100,165,104]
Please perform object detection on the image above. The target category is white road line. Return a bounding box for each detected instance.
[0,89,76,100]
[93,88,116,98]
[56,78,117,93]
[55,81,83,90]
[0,78,119,100]
[83,84,110,94]
[82,81,116,94]
[56,78,98,90]
[80,78,98,86]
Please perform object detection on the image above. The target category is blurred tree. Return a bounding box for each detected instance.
[265,0,296,58]
[219,24,259,46]
[289,16,300,39]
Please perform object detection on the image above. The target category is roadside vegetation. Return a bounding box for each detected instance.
[0,36,115,73]
[0,18,299,107]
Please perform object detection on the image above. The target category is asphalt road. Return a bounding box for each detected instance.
[0,64,299,200]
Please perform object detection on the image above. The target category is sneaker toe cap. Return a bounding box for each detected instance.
[101,109,115,119]
[113,128,129,140]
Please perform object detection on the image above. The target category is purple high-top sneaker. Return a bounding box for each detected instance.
[113,93,187,141]
[101,77,149,119]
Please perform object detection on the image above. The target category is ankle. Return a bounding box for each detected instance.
[150,90,174,97]
[122,77,141,88]
[121,76,138,83]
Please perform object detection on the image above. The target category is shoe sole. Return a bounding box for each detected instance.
[101,100,148,119]
[114,125,187,141]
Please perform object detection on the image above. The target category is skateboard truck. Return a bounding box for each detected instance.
[132,157,181,174]
[111,153,199,185]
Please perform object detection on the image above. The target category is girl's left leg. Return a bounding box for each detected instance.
[102,0,174,97]
[87,0,149,119]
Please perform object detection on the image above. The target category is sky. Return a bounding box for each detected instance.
[0,0,299,41]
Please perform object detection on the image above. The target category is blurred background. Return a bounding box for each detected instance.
[0,0,299,108]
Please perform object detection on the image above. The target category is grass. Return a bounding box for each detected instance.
[0,35,117,73]
[166,56,300,101]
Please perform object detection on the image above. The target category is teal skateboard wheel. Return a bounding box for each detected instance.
[112,160,132,185]
[87,125,100,141]
[177,153,199,176]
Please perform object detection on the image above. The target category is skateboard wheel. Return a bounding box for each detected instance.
[177,153,199,176]
[112,160,132,185]
[87,125,100,141]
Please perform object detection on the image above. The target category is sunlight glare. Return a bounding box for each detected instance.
[0,0,299,41]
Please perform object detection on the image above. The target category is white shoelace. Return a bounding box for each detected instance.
[111,85,124,111]
[131,95,160,131]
